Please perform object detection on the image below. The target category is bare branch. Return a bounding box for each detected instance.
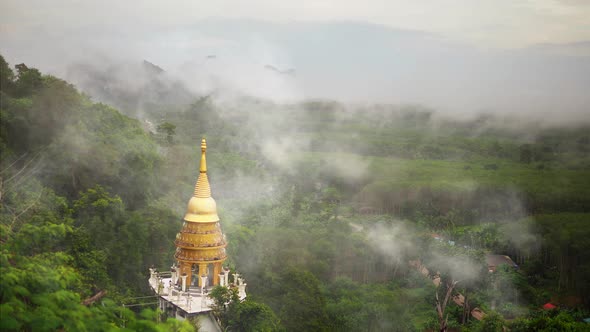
[82,290,108,306]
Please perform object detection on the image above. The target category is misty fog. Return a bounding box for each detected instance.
[2,18,589,122]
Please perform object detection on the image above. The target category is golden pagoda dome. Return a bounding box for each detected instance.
[184,138,220,223]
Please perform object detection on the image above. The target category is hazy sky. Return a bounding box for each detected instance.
[2,0,589,48]
[1,1,589,118]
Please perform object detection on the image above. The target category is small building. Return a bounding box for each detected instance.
[486,254,518,273]
[471,308,486,321]
[149,139,246,331]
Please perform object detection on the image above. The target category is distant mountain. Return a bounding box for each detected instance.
[527,41,590,56]
[142,59,165,75]
[65,59,195,117]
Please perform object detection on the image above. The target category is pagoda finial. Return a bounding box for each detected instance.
[200,138,207,173]
[194,138,211,198]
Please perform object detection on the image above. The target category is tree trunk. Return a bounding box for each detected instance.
[435,280,459,332]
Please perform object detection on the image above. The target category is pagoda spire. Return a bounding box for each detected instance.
[194,138,211,198]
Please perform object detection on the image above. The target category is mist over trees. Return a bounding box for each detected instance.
[1,54,590,331]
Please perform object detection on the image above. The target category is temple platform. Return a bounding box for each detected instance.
[148,271,246,315]
[149,273,213,314]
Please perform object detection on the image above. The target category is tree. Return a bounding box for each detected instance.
[278,269,329,331]
[209,286,282,331]
[0,55,14,92]
[228,299,282,332]
[157,122,177,144]
[13,63,42,97]
[209,285,239,327]
[474,311,505,332]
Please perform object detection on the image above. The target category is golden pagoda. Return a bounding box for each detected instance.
[174,138,227,288]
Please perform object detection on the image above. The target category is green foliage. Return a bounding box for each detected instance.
[13,64,43,98]
[209,285,239,321]
[510,309,590,331]
[472,311,505,332]
[0,244,105,331]
[275,269,329,331]
[0,55,14,92]
[1,66,161,206]
[0,57,189,330]
[228,299,282,332]
[324,277,434,331]
[491,265,532,315]
[209,286,282,331]
[71,186,179,292]
[533,214,590,303]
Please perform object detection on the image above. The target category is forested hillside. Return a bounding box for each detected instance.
[1,55,589,331]
[0,55,200,330]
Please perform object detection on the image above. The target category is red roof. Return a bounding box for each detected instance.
[543,302,557,310]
